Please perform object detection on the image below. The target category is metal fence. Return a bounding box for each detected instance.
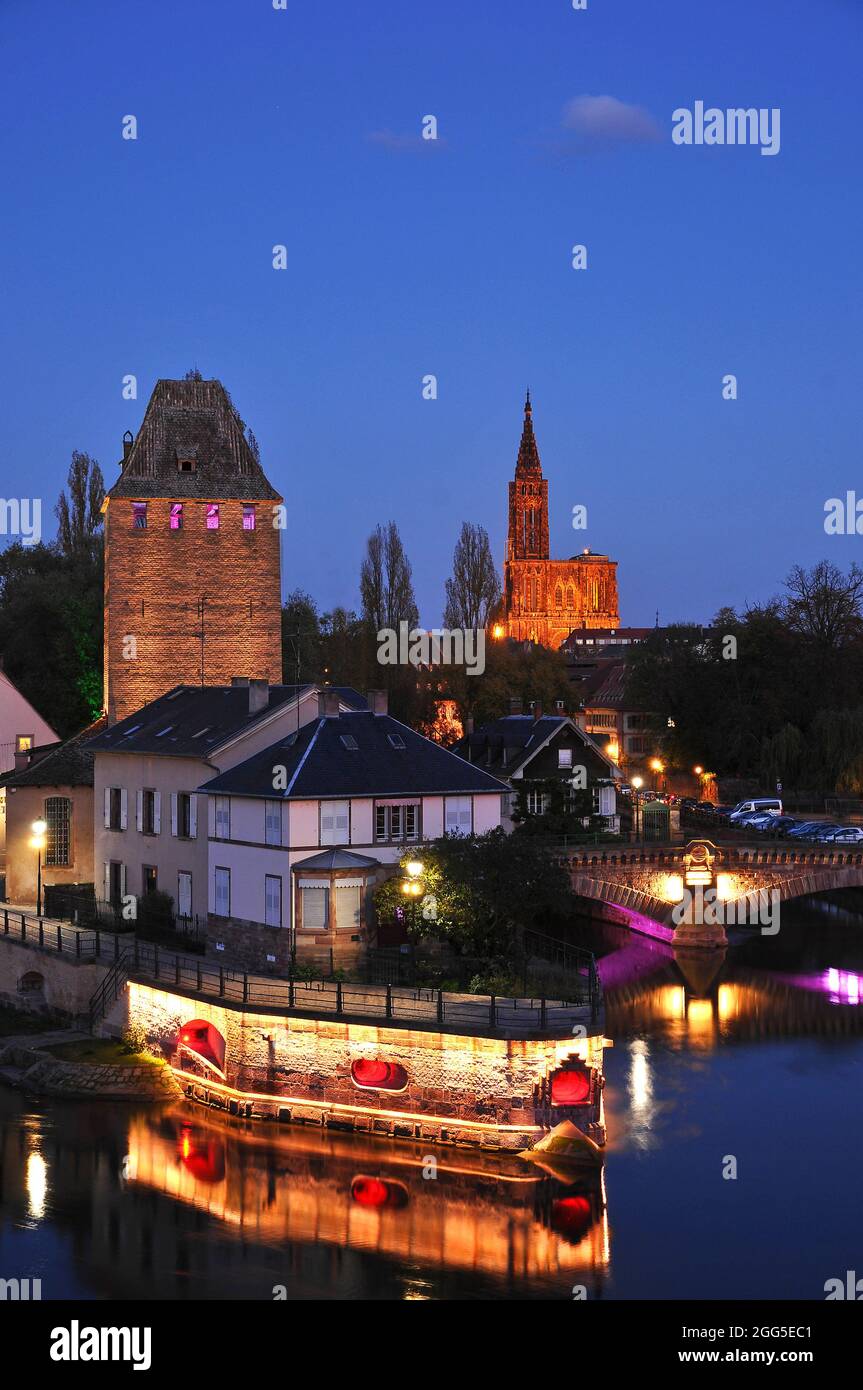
[1,907,599,1036]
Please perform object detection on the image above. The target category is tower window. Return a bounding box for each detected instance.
[132,502,147,529]
[170,503,183,530]
[206,504,220,530]
[242,505,256,531]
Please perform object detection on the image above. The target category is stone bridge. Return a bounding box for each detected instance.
[559,841,863,947]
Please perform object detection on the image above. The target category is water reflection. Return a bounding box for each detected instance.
[0,1095,610,1300]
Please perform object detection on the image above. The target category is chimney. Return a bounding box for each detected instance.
[509,697,523,716]
[318,690,341,718]
[367,689,388,716]
[248,679,269,715]
[464,714,474,736]
[14,748,30,773]
[533,700,543,721]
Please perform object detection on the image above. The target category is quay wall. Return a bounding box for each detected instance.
[122,981,607,1152]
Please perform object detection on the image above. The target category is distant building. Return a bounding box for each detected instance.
[103,377,283,723]
[0,718,106,906]
[503,394,619,646]
[453,703,620,832]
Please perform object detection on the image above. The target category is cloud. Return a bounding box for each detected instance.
[366,130,445,153]
[561,95,662,148]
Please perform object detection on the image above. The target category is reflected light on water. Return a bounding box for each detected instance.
[628,1040,652,1115]
[26,1150,47,1221]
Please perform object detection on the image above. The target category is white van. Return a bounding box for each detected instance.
[729,798,783,821]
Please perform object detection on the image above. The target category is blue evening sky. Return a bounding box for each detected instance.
[1,0,861,626]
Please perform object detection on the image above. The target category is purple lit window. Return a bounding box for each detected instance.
[242,505,256,531]
[132,502,147,529]
[170,504,183,530]
[206,505,220,530]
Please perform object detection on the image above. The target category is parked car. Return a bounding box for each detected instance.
[811,823,850,841]
[787,821,828,838]
[729,798,783,822]
[753,814,797,834]
[825,827,863,843]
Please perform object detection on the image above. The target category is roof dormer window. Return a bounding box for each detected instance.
[175,446,198,473]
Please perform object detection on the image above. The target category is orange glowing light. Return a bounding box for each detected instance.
[492,624,505,639]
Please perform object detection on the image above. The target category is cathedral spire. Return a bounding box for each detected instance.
[515,390,542,476]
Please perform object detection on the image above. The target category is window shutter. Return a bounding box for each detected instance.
[120,864,127,897]
[104,862,110,900]
[120,789,128,830]
[136,791,143,833]
[189,795,197,839]
[459,801,472,831]
[154,792,161,834]
[104,788,111,829]
[171,793,178,836]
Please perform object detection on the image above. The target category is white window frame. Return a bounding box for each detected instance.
[214,866,231,917]
[265,874,282,927]
[214,796,231,840]
[444,796,472,835]
[265,800,282,847]
[320,799,350,846]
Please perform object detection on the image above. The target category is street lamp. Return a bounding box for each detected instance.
[30,818,47,917]
[650,757,664,793]
[631,776,643,842]
[401,859,425,897]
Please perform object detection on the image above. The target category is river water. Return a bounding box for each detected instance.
[2,897,862,1301]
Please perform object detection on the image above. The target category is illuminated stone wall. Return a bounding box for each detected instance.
[124,981,606,1151]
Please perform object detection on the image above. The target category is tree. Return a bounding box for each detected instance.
[55,451,104,557]
[784,560,863,650]
[443,522,500,631]
[372,830,573,958]
[0,541,103,734]
[281,590,323,685]
[360,521,418,633]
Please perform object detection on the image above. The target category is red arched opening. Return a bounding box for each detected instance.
[351,1176,409,1209]
[550,1063,592,1106]
[351,1059,408,1092]
[178,1127,226,1184]
[550,1195,593,1242]
[177,1020,226,1074]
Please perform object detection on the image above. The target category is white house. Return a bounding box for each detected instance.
[196,691,509,970]
[87,680,367,926]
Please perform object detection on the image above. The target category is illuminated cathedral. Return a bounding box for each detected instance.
[503,393,619,647]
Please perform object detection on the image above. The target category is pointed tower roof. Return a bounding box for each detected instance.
[515,390,542,476]
[106,378,281,501]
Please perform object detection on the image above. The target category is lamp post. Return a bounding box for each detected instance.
[650,757,664,794]
[631,776,643,843]
[30,819,47,917]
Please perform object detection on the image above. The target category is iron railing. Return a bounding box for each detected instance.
[2,907,598,1038]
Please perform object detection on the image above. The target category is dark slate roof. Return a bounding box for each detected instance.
[453,714,618,780]
[86,685,367,758]
[0,716,108,789]
[291,848,380,872]
[106,379,282,502]
[199,711,510,800]
[581,661,630,709]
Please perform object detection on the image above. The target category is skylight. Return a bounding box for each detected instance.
[155,725,174,738]
[340,734,358,750]
[121,724,142,737]
[191,726,212,739]
[387,734,406,749]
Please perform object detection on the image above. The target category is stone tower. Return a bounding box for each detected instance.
[503,392,619,646]
[103,378,283,723]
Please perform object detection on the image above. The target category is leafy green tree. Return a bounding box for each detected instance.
[373,830,573,957]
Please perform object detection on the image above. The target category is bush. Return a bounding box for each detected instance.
[120,1023,149,1055]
